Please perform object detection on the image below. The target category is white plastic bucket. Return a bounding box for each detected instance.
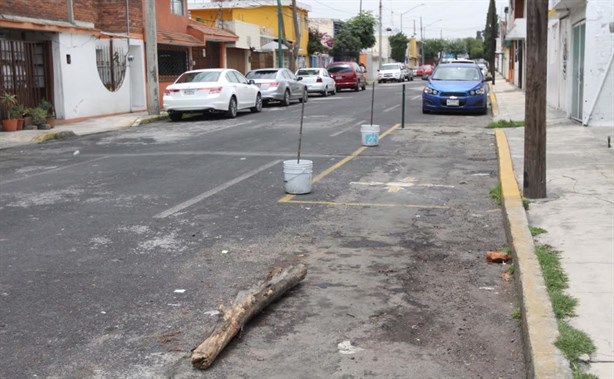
[283,159,313,194]
[361,124,380,146]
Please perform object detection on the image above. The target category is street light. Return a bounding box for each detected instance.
[400,3,425,33]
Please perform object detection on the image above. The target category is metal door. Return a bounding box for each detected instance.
[571,22,585,121]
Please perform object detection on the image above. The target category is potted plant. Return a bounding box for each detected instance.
[30,106,50,129]
[11,103,27,130]
[38,99,56,127]
[1,92,19,132]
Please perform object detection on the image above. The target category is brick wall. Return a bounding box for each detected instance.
[0,0,144,34]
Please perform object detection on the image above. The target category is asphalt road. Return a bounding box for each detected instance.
[0,81,525,378]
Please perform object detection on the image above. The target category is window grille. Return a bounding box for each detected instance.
[158,49,188,82]
[95,39,127,92]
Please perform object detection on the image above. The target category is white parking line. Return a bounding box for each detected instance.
[330,120,365,137]
[154,160,281,219]
[384,105,400,113]
[411,95,421,100]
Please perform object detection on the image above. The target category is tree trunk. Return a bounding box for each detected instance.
[290,0,301,72]
[191,263,308,370]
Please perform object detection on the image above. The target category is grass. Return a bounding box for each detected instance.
[534,244,597,377]
[486,119,525,129]
[530,226,547,236]
[489,183,502,205]
[512,307,522,320]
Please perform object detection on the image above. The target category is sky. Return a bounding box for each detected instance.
[307,0,509,40]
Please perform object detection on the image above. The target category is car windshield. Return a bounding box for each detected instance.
[246,70,279,79]
[327,65,352,73]
[176,71,221,83]
[381,64,401,70]
[432,66,481,81]
[297,69,320,76]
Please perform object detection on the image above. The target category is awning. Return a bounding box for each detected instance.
[506,19,526,40]
[261,41,288,51]
[188,21,238,43]
[157,31,204,47]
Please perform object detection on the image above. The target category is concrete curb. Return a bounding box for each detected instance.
[489,84,499,117]
[495,129,572,379]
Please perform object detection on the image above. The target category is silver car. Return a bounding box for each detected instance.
[295,68,336,96]
[245,68,307,106]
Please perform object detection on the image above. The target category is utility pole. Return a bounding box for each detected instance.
[420,16,423,66]
[277,0,283,68]
[378,0,382,69]
[145,0,159,115]
[523,0,548,198]
[360,0,362,13]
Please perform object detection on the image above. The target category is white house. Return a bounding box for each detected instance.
[547,0,614,126]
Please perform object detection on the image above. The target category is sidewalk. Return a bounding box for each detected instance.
[0,111,167,150]
[492,73,614,379]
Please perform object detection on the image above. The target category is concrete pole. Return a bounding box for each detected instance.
[378,0,382,69]
[67,0,75,24]
[420,16,423,66]
[145,0,159,115]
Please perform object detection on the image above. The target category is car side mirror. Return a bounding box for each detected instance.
[248,79,255,85]
[296,76,303,81]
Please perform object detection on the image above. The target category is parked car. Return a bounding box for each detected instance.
[377,63,413,83]
[295,67,336,96]
[421,63,492,115]
[477,62,489,78]
[420,64,434,80]
[245,68,307,106]
[326,61,367,92]
[414,66,424,76]
[163,68,262,121]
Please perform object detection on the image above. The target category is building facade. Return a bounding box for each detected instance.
[188,0,310,73]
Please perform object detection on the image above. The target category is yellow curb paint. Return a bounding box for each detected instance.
[495,129,572,379]
[279,124,401,203]
[283,199,449,209]
[489,86,499,117]
[32,132,61,143]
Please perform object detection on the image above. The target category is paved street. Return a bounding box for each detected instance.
[0,82,525,378]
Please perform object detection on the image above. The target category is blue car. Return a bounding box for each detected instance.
[422,63,493,114]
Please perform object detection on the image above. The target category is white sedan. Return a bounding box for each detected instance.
[163,68,263,121]
[295,68,336,97]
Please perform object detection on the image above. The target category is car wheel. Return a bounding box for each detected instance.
[362,81,367,90]
[332,86,337,95]
[168,111,183,122]
[354,82,360,92]
[250,93,263,113]
[322,86,328,97]
[225,96,238,118]
[282,90,291,106]
[410,76,414,81]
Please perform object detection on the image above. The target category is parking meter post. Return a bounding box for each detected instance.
[370,82,375,125]
[401,84,406,129]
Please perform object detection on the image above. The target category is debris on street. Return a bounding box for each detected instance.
[191,263,307,370]
[486,251,512,263]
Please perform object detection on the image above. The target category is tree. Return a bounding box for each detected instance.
[289,0,301,72]
[464,37,484,59]
[331,30,362,60]
[307,28,330,55]
[330,12,377,61]
[483,0,498,83]
[422,38,445,63]
[446,39,467,58]
[388,33,409,63]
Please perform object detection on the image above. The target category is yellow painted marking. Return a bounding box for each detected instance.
[283,199,449,209]
[279,124,401,203]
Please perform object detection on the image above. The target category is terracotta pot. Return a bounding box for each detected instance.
[2,119,19,132]
[17,118,24,130]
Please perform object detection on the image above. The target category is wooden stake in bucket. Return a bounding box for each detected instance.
[283,89,313,194]
[361,82,380,146]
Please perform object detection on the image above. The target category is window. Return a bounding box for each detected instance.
[95,39,127,92]
[171,0,184,16]
[158,49,187,78]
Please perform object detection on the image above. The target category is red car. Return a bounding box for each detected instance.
[422,65,434,75]
[413,66,424,76]
[326,62,367,92]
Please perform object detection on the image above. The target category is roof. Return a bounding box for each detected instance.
[188,20,238,42]
[157,30,205,47]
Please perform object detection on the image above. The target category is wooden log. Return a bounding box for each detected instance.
[191,263,308,369]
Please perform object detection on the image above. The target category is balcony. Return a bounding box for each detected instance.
[550,0,586,11]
